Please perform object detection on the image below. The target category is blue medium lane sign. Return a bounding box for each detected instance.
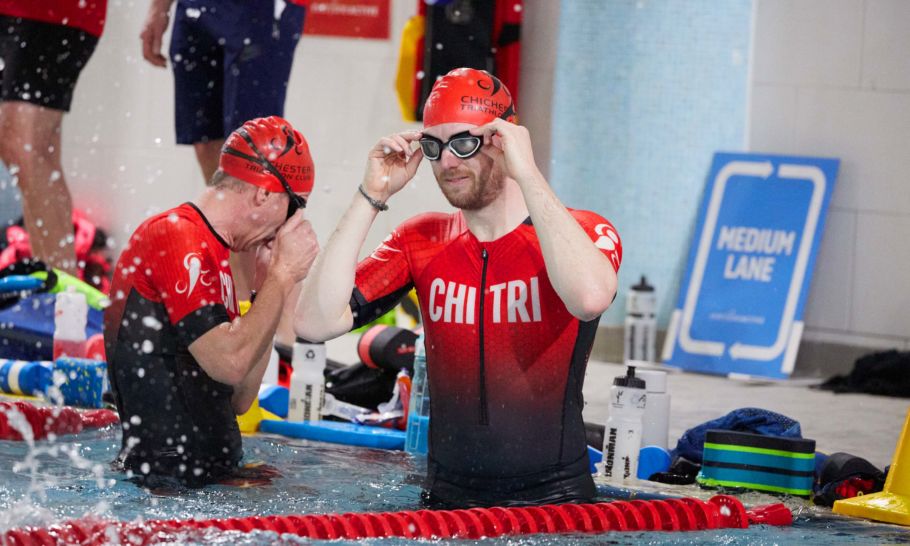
[663,152,839,379]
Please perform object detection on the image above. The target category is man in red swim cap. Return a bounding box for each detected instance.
[104,116,319,487]
[296,68,623,507]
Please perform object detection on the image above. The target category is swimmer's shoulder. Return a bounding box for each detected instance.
[566,208,613,226]
[134,203,212,242]
[395,211,467,245]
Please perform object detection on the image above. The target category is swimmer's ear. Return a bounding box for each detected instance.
[252,186,270,206]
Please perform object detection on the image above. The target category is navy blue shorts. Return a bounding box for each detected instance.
[169,0,305,145]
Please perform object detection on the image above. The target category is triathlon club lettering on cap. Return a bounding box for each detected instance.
[219,116,315,194]
[423,68,517,128]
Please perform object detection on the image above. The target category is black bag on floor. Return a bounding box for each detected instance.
[818,350,910,397]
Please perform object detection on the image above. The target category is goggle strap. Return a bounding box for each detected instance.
[223,128,307,209]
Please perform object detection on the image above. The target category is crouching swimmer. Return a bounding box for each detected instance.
[295,69,622,507]
[104,116,319,487]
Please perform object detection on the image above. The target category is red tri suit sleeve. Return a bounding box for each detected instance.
[570,209,623,273]
[142,217,233,345]
[350,224,415,328]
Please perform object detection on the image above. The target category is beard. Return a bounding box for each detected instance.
[436,160,504,211]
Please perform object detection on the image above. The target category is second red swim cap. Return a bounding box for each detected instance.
[219,116,315,194]
[423,68,516,128]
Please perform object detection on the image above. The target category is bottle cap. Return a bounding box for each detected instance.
[631,275,654,292]
[613,365,646,389]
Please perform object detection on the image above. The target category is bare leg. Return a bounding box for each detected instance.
[194,139,224,185]
[0,102,77,274]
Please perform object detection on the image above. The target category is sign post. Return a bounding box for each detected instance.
[663,152,839,379]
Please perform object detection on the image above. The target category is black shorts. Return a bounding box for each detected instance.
[169,0,305,144]
[0,16,98,112]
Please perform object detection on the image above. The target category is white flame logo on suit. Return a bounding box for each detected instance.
[175,252,213,296]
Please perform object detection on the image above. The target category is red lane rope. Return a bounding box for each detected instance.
[0,401,118,441]
[2,496,791,545]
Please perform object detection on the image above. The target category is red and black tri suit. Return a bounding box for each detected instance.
[352,210,622,506]
[104,203,242,486]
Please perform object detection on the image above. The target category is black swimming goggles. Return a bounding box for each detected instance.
[222,126,307,220]
[418,131,483,161]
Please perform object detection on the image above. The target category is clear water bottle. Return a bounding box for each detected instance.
[602,366,647,482]
[636,367,671,450]
[322,393,370,421]
[288,338,326,422]
[624,276,656,365]
[405,332,429,455]
[53,290,87,360]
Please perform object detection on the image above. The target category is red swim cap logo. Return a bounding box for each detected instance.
[477,74,515,122]
[423,68,517,127]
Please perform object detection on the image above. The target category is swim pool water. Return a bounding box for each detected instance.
[1,425,908,545]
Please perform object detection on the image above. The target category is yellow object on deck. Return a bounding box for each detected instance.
[237,398,262,433]
[834,406,910,526]
[394,15,424,122]
[237,397,284,433]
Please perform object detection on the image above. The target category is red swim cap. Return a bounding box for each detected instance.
[219,116,315,194]
[423,68,517,128]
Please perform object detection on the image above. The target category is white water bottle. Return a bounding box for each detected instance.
[624,276,656,365]
[635,367,671,450]
[602,366,647,482]
[53,290,88,360]
[288,338,326,422]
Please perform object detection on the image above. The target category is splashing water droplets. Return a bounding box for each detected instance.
[142,316,163,330]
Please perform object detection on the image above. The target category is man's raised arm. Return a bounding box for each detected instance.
[470,120,620,321]
[294,131,424,341]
